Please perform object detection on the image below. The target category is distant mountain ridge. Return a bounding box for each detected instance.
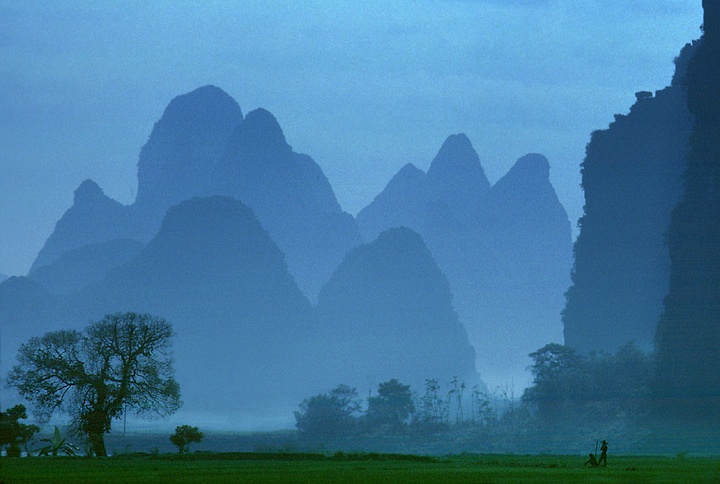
[29,85,360,301]
[4,84,576,421]
[30,179,135,274]
[316,227,478,391]
[1,197,478,419]
[357,137,572,387]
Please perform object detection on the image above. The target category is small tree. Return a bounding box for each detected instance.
[0,404,39,457]
[169,425,204,454]
[295,384,362,439]
[415,379,450,434]
[366,379,415,431]
[8,312,182,456]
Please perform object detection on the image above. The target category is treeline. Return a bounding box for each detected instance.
[295,377,496,440]
[294,343,662,454]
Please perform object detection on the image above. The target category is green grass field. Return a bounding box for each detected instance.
[1,452,718,483]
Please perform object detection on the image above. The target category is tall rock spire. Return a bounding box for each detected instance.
[704,0,720,35]
[653,0,720,424]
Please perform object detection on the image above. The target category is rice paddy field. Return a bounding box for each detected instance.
[1,452,719,483]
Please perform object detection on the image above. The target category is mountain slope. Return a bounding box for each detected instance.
[356,137,572,387]
[316,227,477,391]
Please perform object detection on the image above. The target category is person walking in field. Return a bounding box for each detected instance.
[598,440,608,466]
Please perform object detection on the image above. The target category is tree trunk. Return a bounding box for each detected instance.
[82,407,110,457]
[89,431,107,457]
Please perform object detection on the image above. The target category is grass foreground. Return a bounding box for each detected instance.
[0,452,719,483]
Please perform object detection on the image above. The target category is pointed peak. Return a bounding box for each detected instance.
[389,163,425,185]
[73,179,106,204]
[427,134,477,173]
[163,85,242,119]
[426,134,489,186]
[237,108,291,153]
[507,153,550,181]
[397,162,424,176]
[440,133,474,152]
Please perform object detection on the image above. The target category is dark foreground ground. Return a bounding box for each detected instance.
[1,452,719,483]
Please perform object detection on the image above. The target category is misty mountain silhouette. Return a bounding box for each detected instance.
[133,85,243,235]
[563,41,696,354]
[88,196,321,413]
[216,107,362,300]
[466,153,572,381]
[1,197,478,419]
[425,133,491,215]
[30,86,360,302]
[29,239,144,295]
[356,163,427,241]
[2,197,320,416]
[11,84,576,420]
[357,134,490,243]
[29,179,135,273]
[0,276,72,382]
[358,137,572,386]
[316,227,478,391]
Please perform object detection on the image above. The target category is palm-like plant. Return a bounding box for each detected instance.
[35,426,80,456]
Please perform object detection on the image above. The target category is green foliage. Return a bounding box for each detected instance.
[169,425,204,454]
[295,384,361,439]
[416,379,449,432]
[35,426,80,457]
[522,342,653,440]
[8,312,182,456]
[522,343,590,423]
[0,404,39,457]
[367,379,415,431]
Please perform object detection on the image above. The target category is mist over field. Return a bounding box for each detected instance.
[3,1,720,456]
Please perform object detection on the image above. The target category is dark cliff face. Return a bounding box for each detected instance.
[654,7,720,421]
[316,227,477,391]
[563,42,697,354]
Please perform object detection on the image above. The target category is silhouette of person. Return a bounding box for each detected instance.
[598,440,608,466]
[584,453,598,467]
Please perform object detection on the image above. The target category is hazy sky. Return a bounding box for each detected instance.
[1,1,702,276]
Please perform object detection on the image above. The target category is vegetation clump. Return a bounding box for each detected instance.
[170,425,204,454]
[0,404,39,457]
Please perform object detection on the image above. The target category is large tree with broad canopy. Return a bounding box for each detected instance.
[8,312,181,456]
